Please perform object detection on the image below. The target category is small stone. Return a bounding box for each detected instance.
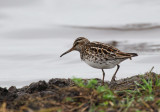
[27,81,48,93]
[8,86,17,92]
[48,78,70,87]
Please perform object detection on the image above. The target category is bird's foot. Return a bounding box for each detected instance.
[110,80,116,85]
[111,77,116,83]
[109,79,117,88]
[101,81,104,86]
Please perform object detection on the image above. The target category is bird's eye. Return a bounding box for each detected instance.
[74,42,79,47]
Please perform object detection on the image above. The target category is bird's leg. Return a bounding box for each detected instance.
[111,65,120,83]
[102,69,105,85]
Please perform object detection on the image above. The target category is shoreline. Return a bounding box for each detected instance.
[0,72,159,111]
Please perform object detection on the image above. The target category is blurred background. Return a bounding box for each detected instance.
[0,0,160,88]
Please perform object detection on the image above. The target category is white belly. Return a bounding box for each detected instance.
[84,59,117,69]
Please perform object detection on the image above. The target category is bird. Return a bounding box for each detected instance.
[60,37,138,85]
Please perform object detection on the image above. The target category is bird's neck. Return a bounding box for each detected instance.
[77,45,87,60]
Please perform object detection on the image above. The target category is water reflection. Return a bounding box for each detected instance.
[0,0,38,8]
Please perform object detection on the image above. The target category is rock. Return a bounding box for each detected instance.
[0,87,8,100]
[0,87,17,101]
[48,78,73,87]
[8,86,17,93]
[27,81,48,93]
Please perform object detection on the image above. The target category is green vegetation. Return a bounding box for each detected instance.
[70,73,160,112]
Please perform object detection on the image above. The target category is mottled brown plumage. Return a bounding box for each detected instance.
[83,42,137,60]
[60,37,138,85]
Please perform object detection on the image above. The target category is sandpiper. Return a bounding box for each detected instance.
[60,37,138,85]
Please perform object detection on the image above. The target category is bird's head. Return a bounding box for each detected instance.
[60,37,90,57]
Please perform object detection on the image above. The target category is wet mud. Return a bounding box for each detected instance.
[0,72,159,112]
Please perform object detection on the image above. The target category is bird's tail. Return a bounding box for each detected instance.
[127,53,138,57]
[116,52,138,60]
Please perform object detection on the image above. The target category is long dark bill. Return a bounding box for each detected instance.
[60,47,74,57]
